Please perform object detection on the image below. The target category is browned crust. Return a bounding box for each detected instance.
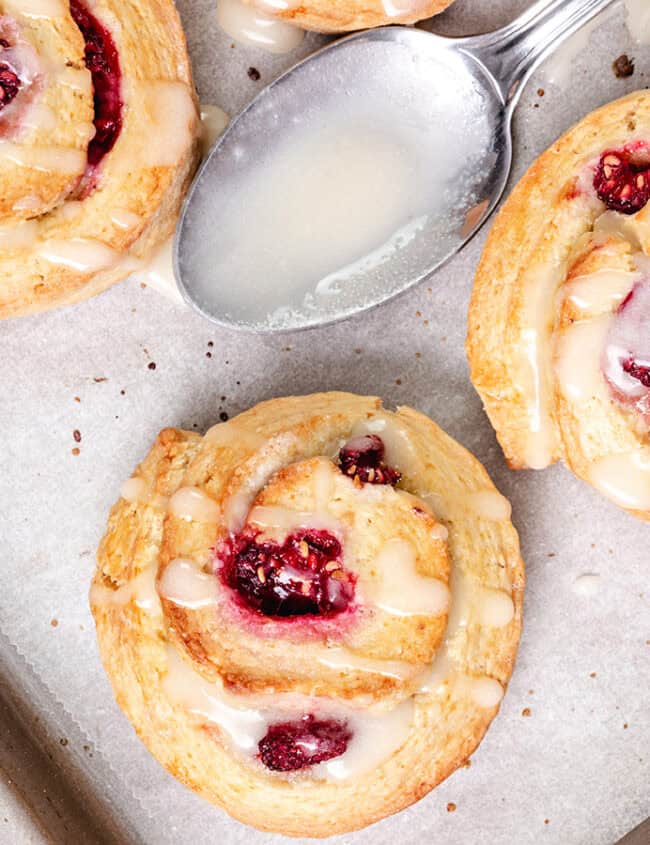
[0,0,200,319]
[466,90,650,519]
[258,0,456,33]
[92,393,524,837]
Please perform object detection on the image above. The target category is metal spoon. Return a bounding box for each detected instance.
[176,0,615,331]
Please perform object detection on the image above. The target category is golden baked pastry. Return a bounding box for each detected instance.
[246,0,456,33]
[0,0,200,318]
[92,392,524,836]
[467,90,650,520]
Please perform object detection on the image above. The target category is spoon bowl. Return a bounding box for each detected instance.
[175,0,613,331]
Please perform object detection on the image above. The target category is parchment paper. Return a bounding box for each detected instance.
[0,1,648,843]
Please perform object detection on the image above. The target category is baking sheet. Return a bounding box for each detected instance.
[1,0,649,842]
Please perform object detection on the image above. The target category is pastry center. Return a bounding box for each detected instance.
[258,715,351,772]
[218,529,355,618]
[593,144,650,215]
[602,280,650,415]
[70,0,122,169]
[338,434,401,485]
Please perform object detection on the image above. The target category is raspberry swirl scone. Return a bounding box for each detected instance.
[91,393,523,836]
[243,0,456,34]
[467,90,650,520]
[0,0,199,318]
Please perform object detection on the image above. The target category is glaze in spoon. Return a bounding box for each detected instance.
[176,0,615,331]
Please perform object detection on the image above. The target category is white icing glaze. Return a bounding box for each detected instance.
[184,79,463,330]
[129,104,229,305]
[417,569,507,711]
[593,210,635,242]
[56,199,84,222]
[465,676,504,709]
[365,538,449,618]
[168,486,220,523]
[515,261,565,469]
[352,414,420,480]
[314,647,415,682]
[418,565,512,702]
[430,523,449,541]
[12,194,41,212]
[601,279,650,412]
[204,422,265,449]
[216,0,304,55]
[477,588,515,628]
[0,220,38,248]
[519,329,555,468]
[625,0,650,44]
[589,450,650,511]
[130,238,184,304]
[244,458,340,539]
[204,427,287,533]
[200,104,229,157]
[121,476,148,503]
[163,645,413,778]
[120,476,167,509]
[224,483,260,534]
[158,559,219,609]
[563,270,637,318]
[381,0,431,19]
[139,82,196,168]
[110,209,142,230]
[163,646,266,751]
[57,66,92,94]
[247,504,340,540]
[466,490,512,521]
[37,238,118,272]
[0,142,85,174]
[75,121,96,143]
[312,699,413,782]
[4,0,66,17]
[20,103,56,131]
[554,317,609,402]
[572,573,601,596]
[312,457,335,512]
[252,0,300,11]
[89,567,161,614]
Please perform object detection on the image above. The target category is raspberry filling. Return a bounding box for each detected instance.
[0,61,20,111]
[218,529,354,617]
[594,145,650,215]
[602,280,650,415]
[70,0,122,169]
[338,434,401,486]
[258,715,351,772]
[623,358,650,387]
[0,22,43,132]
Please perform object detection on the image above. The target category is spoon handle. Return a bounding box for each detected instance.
[462,0,617,107]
